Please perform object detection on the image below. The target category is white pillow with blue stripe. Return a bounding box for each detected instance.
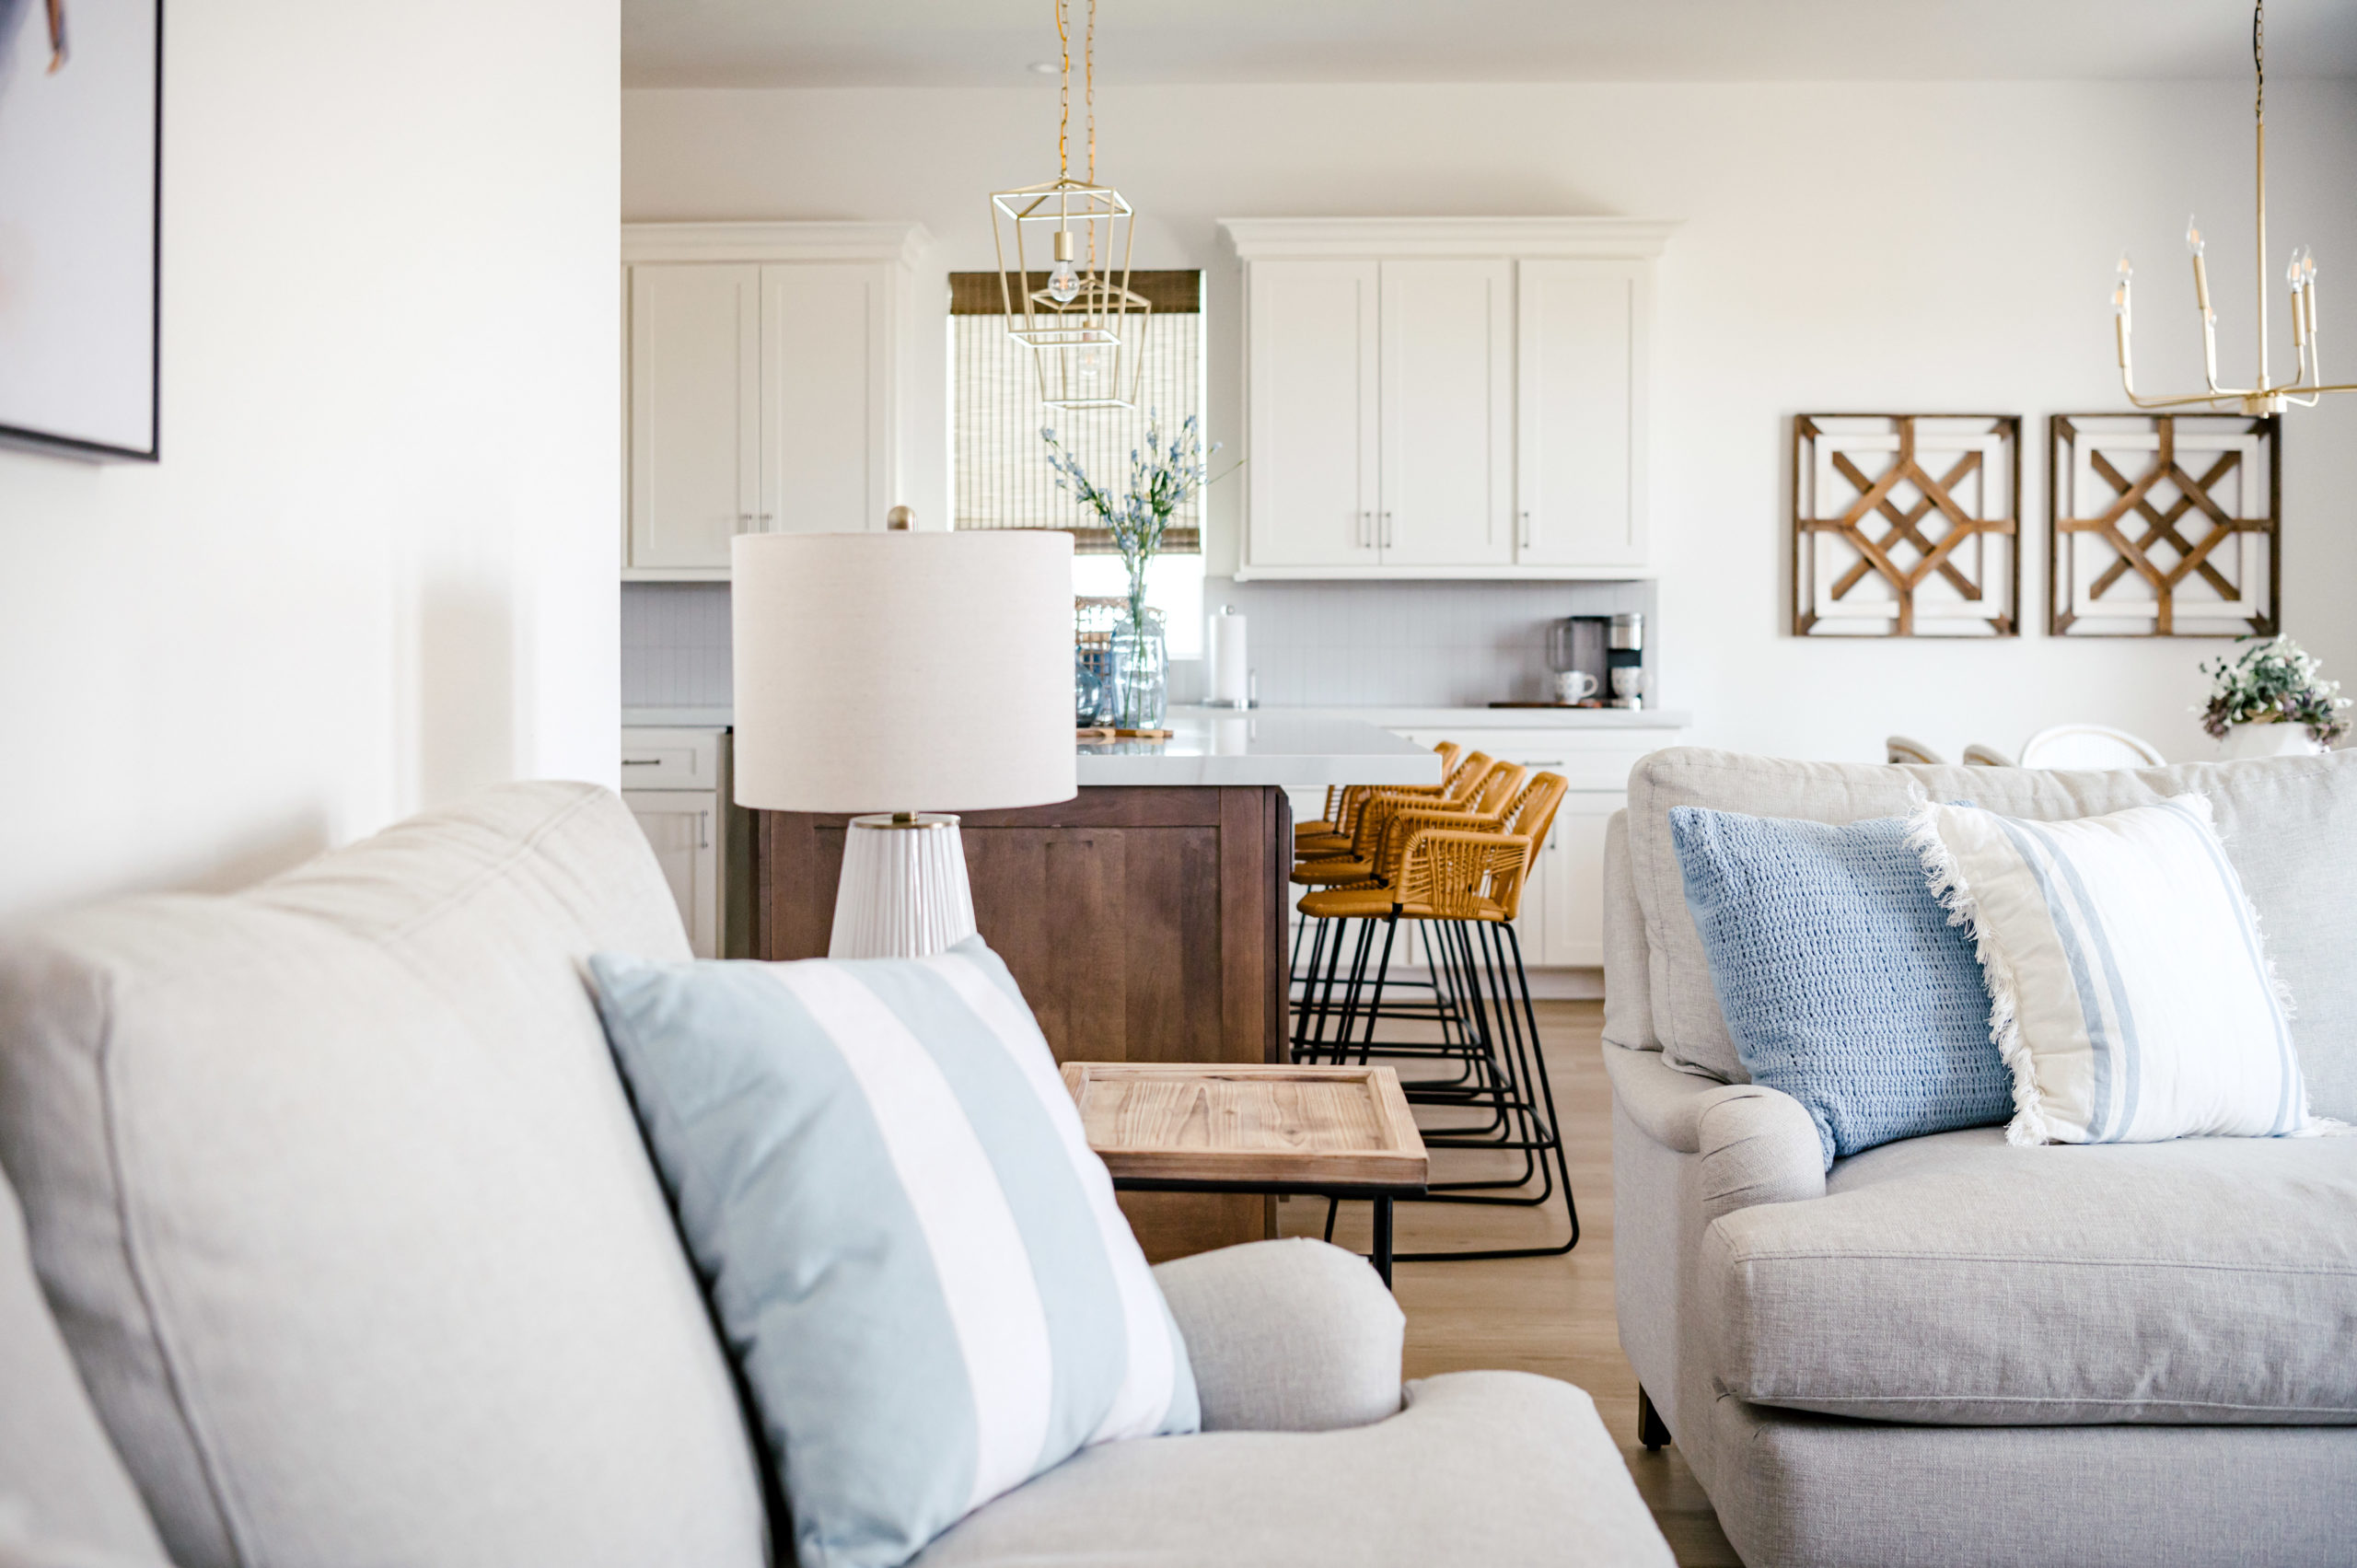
[1906,794,2316,1146]
[588,936,1199,1568]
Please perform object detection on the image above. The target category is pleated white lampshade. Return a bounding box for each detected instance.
[731,530,1076,958]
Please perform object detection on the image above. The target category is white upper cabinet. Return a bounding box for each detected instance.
[761,263,889,537]
[1517,259,1649,567]
[1223,217,1675,580]
[628,263,761,572]
[1246,260,1379,568]
[621,223,935,580]
[1380,258,1515,568]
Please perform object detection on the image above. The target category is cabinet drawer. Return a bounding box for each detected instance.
[621,727,726,792]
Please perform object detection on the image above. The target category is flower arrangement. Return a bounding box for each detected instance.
[2198,634,2350,745]
[1040,412,1216,633]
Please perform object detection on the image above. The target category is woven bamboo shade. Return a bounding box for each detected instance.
[950,270,1204,554]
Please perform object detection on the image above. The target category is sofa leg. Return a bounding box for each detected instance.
[1636,1385,1671,1451]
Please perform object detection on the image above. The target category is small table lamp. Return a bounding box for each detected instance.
[732,528,1076,958]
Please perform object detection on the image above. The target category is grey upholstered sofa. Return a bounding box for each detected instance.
[0,781,1669,1568]
[1605,747,2357,1568]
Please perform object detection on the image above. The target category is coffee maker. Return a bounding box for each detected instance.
[1606,612,1644,710]
[1544,617,1610,705]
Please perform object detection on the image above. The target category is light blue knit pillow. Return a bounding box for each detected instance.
[1668,806,2011,1168]
[589,936,1199,1568]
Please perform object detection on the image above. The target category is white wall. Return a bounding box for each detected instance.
[0,0,620,918]
[624,78,2357,763]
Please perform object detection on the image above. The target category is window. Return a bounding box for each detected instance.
[949,271,1206,655]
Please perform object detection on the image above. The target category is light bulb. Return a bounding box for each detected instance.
[2291,250,2306,290]
[2303,247,2317,285]
[1076,344,1103,382]
[2185,216,2205,257]
[1047,229,1081,304]
[2112,285,2130,317]
[2116,253,2134,282]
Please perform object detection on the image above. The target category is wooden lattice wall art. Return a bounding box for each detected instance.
[1794,415,2021,637]
[2049,414,2279,638]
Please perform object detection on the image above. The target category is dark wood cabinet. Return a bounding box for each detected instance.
[756,784,1293,1259]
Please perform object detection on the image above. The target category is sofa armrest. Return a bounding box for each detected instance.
[1603,1041,1825,1222]
[1151,1238,1402,1433]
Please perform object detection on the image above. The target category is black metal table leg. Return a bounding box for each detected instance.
[1371,1194,1394,1288]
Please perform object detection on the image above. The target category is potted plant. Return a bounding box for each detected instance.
[1041,412,1215,729]
[2199,634,2350,758]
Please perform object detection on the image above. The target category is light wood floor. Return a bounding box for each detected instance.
[1276,998,1739,1566]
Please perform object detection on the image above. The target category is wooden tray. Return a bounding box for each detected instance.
[1061,1062,1427,1188]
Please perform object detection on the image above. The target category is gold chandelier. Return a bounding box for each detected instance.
[2112,2,2346,414]
[988,0,1150,410]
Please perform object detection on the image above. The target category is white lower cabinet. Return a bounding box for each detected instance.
[624,790,723,958]
[621,726,749,959]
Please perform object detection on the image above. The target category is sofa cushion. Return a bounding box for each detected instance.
[0,1159,168,1566]
[0,783,769,1568]
[591,940,1198,1568]
[1669,806,2009,1167]
[1702,1126,2357,1424]
[1912,795,2308,1145]
[911,1372,1674,1568]
[1623,748,2357,1119]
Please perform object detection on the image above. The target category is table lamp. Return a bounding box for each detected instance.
[732,528,1075,958]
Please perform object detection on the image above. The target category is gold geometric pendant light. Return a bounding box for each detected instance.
[989,0,1151,410]
[2112,1,2348,414]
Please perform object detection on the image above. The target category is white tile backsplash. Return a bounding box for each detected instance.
[1201,576,1657,708]
[622,575,1658,713]
[621,583,732,708]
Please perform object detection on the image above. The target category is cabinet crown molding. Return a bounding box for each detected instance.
[1218,216,1678,260]
[622,220,936,266]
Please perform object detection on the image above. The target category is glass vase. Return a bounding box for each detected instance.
[1111,611,1168,730]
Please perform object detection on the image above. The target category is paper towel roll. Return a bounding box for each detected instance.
[1210,607,1249,705]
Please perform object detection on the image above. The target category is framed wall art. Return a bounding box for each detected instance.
[2049,413,2278,638]
[1793,414,2021,637]
[0,0,163,460]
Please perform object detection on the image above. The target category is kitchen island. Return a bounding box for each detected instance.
[755,710,1437,1259]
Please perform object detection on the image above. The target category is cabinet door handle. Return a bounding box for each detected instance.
[1520,509,1532,549]
[1357,510,1370,548]
[699,809,711,849]
[1381,511,1395,548]
[621,757,663,767]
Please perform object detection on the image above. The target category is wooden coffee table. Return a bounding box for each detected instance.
[1062,1062,1429,1286]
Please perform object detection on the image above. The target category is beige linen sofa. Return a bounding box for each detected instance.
[0,781,1669,1568]
[1605,747,2357,1568]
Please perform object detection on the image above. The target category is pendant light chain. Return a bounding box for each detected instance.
[1085,0,1098,271]
[2254,0,2264,129]
[1055,0,1070,181]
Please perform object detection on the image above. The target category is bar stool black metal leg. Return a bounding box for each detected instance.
[1371,1195,1394,1289]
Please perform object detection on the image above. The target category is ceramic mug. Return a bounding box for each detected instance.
[1553,669,1599,703]
[1611,667,1643,700]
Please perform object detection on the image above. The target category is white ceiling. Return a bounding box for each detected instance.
[622,0,2357,89]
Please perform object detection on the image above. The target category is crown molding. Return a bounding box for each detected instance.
[621,221,937,266]
[1217,215,1679,261]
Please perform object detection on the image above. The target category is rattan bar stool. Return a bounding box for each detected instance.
[1291,761,1527,1070]
[1296,772,1580,1261]
[1289,749,1498,1028]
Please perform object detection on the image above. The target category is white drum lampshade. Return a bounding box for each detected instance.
[732,530,1076,958]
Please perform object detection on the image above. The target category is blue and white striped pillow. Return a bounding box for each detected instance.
[588,937,1198,1568]
[1907,795,2313,1146]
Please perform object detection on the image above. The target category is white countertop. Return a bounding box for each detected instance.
[1263,704,1693,730]
[1077,710,1440,788]
[622,706,734,729]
